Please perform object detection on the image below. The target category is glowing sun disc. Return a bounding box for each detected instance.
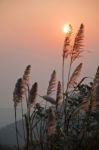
[63,24,71,34]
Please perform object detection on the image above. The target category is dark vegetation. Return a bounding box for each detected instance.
[12,24,99,150]
[0,145,17,150]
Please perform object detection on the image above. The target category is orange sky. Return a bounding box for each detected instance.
[0,0,99,107]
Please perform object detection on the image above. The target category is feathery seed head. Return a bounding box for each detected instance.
[13,78,25,107]
[92,66,99,101]
[56,81,63,110]
[93,66,99,85]
[63,25,72,59]
[23,65,31,87]
[47,70,56,95]
[68,63,83,88]
[42,95,56,105]
[29,82,38,106]
[47,108,56,136]
[71,24,84,62]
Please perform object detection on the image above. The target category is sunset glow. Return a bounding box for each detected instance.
[0,0,99,110]
[63,24,72,34]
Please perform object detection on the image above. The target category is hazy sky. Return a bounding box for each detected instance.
[0,0,99,108]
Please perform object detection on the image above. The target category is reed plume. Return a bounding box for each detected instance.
[68,63,83,88]
[56,81,63,110]
[84,66,99,111]
[71,24,84,62]
[76,66,99,112]
[40,70,56,104]
[93,66,99,85]
[63,24,72,59]
[47,108,56,136]
[13,78,25,150]
[13,78,25,107]
[75,96,90,112]
[41,95,56,105]
[47,70,56,95]
[23,65,31,87]
[29,82,38,107]
[74,92,99,112]
[95,84,99,101]
[91,66,99,98]
[62,25,72,94]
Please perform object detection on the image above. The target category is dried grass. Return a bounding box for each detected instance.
[68,63,83,88]
[47,70,56,95]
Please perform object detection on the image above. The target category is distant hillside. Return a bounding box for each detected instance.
[0,145,17,150]
[0,120,24,146]
[0,108,14,128]
[0,107,26,128]
[0,107,39,147]
[0,108,24,147]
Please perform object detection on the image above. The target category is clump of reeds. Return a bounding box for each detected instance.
[13,65,39,150]
[13,24,99,150]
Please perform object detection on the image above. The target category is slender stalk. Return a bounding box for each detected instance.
[64,58,72,133]
[21,100,26,143]
[14,106,20,150]
[25,91,28,111]
[24,114,29,150]
[40,117,44,150]
[61,54,65,117]
[66,58,72,93]
[27,85,33,147]
[25,86,30,149]
[27,104,31,148]
[30,119,33,146]
[62,56,65,96]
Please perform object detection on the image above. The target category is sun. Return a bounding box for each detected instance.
[63,24,72,34]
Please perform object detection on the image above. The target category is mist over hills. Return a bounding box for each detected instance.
[0,108,14,128]
[0,108,24,147]
[0,120,24,146]
[0,107,26,128]
[0,108,40,147]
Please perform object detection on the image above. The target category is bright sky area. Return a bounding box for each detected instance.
[0,0,99,108]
